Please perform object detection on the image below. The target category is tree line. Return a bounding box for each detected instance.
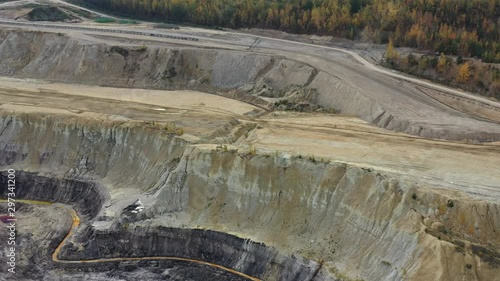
[74,0,500,63]
[386,41,500,97]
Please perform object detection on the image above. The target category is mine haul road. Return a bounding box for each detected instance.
[0,17,497,107]
[0,200,261,281]
[25,0,500,109]
[0,2,500,280]
[1,11,500,141]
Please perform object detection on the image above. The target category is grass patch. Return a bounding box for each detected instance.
[21,3,43,9]
[137,44,147,52]
[144,121,184,136]
[274,98,336,113]
[381,260,392,267]
[163,123,184,136]
[153,23,180,29]
[94,17,139,24]
[0,3,41,10]
[248,146,256,155]
[118,19,139,24]
[308,155,317,163]
[110,46,129,57]
[27,6,74,22]
[94,16,116,23]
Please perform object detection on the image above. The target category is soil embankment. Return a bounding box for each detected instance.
[1,110,499,281]
[1,28,500,141]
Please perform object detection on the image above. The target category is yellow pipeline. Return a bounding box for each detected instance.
[1,199,260,281]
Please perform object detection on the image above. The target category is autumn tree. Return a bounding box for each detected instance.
[456,62,470,83]
[437,53,447,73]
[77,0,500,63]
[385,38,399,62]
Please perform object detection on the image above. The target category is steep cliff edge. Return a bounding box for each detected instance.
[1,28,500,142]
[1,109,498,281]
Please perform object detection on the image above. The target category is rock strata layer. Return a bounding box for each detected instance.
[1,29,500,141]
[1,111,498,281]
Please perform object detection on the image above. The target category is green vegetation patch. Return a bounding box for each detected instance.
[385,42,500,99]
[20,3,44,9]
[153,23,180,30]
[27,6,74,22]
[118,19,139,24]
[94,17,138,24]
[110,46,129,57]
[93,16,116,23]
[163,122,184,136]
[66,0,500,63]
[0,3,41,10]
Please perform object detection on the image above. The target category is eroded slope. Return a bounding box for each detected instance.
[0,28,500,141]
[0,97,498,280]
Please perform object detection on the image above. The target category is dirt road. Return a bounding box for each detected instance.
[0,13,499,141]
[44,1,496,109]
[1,77,499,203]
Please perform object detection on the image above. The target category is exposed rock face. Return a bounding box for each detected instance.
[65,226,322,281]
[0,111,498,281]
[1,29,500,142]
[0,30,313,110]
[0,171,106,218]
[0,172,322,281]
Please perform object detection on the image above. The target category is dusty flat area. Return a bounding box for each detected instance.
[0,2,498,280]
[1,77,499,204]
[0,77,257,115]
[1,11,500,141]
[0,77,259,138]
[249,113,500,202]
[0,2,499,281]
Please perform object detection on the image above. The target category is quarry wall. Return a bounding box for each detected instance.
[2,29,500,142]
[1,110,498,280]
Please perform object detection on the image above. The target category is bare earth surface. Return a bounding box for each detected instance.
[1,78,499,280]
[1,77,499,204]
[0,6,499,141]
[0,2,499,281]
[0,77,259,138]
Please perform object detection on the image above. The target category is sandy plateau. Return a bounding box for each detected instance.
[2,77,499,196]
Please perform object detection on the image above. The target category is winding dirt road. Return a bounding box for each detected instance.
[224,31,499,108]
[1,12,500,141]
[0,200,261,281]
[56,0,500,108]
[4,0,500,110]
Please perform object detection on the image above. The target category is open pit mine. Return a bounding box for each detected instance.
[0,5,499,281]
